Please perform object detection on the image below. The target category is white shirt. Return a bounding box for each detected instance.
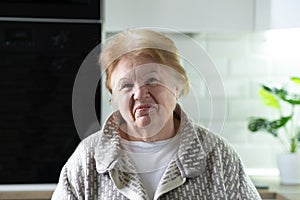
[120,136,180,200]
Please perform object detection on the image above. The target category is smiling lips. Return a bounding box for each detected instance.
[134,104,153,118]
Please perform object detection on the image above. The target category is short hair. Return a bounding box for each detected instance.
[99,29,190,97]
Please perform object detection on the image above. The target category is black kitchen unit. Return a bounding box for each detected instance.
[0,1,101,184]
[0,0,100,20]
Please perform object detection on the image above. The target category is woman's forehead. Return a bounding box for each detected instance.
[116,63,177,80]
[114,57,162,77]
[117,55,155,69]
[110,56,178,90]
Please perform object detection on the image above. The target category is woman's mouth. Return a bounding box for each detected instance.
[134,104,153,117]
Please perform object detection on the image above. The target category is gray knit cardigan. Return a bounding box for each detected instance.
[52,106,261,200]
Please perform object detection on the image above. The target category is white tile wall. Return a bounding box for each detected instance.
[221,121,249,143]
[223,78,250,98]
[229,56,272,76]
[273,63,300,77]
[227,99,272,120]
[189,31,300,171]
[205,34,252,57]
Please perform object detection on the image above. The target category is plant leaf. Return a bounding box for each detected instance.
[262,84,283,95]
[280,96,300,105]
[269,115,292,129]
[277,89,300,105]
[290,138,297,153]
[259,88,280,109]
[291,77,300,84]
[248,116,292,137]
[262,84,300,105]
[248,118,278,137]
[248,118,267,132]
[261,85,273,93]
[296,128,300,142]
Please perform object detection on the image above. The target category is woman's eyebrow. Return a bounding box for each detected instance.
[117,77,131,84]
[141,70,160,76]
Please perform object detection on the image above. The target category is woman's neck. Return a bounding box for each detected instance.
[119,117,180,142]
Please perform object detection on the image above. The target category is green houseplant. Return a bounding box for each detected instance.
[248,77,300,184]
[248,77,300,153]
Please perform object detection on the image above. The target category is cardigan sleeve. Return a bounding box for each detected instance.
[237,159,261,199]
[220,139,261,200]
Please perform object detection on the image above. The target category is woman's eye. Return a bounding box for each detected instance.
[121,83,134,90]
[145,77,159,85]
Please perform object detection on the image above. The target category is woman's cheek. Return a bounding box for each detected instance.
[118,93,134,118]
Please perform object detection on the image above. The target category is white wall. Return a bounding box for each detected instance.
[104,0,254,32]
[255,0,300,30]
[190,30,300,172]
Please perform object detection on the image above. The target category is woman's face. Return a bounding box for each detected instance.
[110,55,178,139]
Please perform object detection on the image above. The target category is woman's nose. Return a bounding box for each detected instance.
[133,85,150,101]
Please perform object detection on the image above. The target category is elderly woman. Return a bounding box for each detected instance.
[52,29,261,200]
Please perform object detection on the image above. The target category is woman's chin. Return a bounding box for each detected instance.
[135,116,152,127]
[133,117,166,138]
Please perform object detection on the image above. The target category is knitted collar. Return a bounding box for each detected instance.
[93,104,212,178]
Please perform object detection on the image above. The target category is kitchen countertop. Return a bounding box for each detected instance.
[252,175,300,200]
[0,191,53,200]
[0,184,55,200]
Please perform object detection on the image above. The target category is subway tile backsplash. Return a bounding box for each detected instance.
[187,32,300,170]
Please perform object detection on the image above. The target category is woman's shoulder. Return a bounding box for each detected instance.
[65,130,102,163]
[193,124,237,154]
[80,130,103,148]
[194,124,223,142]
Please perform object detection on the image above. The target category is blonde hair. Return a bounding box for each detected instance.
[99,29,190,96]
